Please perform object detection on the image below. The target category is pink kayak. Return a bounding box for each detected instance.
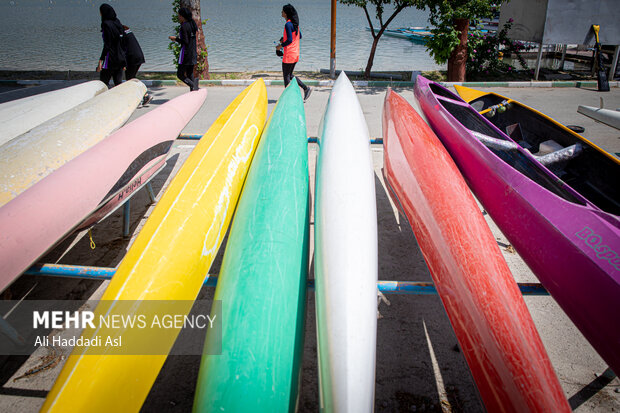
[0,89,207,293]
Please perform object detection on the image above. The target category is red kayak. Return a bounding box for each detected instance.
[382,89,569,412]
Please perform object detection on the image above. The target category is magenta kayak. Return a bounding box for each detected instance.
[414,75,620,375]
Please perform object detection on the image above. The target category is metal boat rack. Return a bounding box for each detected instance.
[23,263,549,296]
[2,131,549,347]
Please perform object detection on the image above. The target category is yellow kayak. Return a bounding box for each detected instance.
[41,80,267,412]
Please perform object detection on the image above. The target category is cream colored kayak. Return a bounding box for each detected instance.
[41,79,267,413]
[0,79,145,207]
[0,80,108,147]
[578,105,620,130]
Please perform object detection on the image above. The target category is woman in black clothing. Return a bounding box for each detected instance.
[169,8,199,91]
[97,4,126,88]
[123,25,152,104]
[123,25,145,80]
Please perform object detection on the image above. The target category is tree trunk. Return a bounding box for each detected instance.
[447,18,468,82]
[363,5,406,79]
[181,0,209,80]
[365,36,381,78]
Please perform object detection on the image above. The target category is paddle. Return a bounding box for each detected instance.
[592,24,610,92]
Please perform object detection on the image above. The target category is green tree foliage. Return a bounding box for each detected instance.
[339,0,420,78]
[467,19,532,79]
[168,0,182,67]
[418,0,505,81]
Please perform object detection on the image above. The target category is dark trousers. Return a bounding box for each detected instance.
[100,68,123,88]
[282,62,308,91]
[125,64,141,80]
[177,64,196,90]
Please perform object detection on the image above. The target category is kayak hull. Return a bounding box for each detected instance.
[193,82,309,412]
[314,73,378,412]
[0,90,207,293]
[0,79,146,207]
[416,76,620,376]
[383,88,569,411]
[0,80,108,147]
[41,81,267,413]
[578,105,620,130]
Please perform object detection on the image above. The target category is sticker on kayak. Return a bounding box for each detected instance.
[576,227,620,271]
[201,124,260,258]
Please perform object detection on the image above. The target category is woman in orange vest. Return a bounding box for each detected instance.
[276,4,312,101]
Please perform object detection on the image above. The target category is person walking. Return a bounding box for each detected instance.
[97,4,126,88]
[123,24,152,105]
[275,4,312,101]
[169,7,200,91]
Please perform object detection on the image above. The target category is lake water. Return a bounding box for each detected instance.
[0,0,444,72]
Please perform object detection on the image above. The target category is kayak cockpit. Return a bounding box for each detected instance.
[436,96,589,207]
[467,96,620,216]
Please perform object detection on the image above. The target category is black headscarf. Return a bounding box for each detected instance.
[178,7,198,32]
[100,4,117,22]
[282,4,299,33]
[99,4,123,32]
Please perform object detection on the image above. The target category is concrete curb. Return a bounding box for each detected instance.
[131,79,620,88]
[1,79,618,88]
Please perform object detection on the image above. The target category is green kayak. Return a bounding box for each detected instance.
[193,81,309,412]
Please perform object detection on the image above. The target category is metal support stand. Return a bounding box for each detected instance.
[24,264,550,296]
[180,135,384,145]
[123,200,131,238]
[146,182,156,204]
[610,45,620,81]
[534,43,544,80]
[560,44,567,70]
[592,49,597,77]
[0,316,25,346]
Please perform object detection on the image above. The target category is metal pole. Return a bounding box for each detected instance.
[534,42,544,80]
[0,316,25,346]
[307,137,383,144]
[330,0,337,79]
[25,264,549,296]
[123,201,131,238]
[146,182,157,204]
[559,44,567,70]
[610,45,620,81]
[179,134,384,144]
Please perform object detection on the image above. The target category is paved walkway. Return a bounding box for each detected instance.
[129,83,620,155]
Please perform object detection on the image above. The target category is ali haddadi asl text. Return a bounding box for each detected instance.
[34,335,121,348]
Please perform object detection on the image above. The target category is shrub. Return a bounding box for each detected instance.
[466,18,532,77]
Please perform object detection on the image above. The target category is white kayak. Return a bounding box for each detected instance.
[314,72,378,412]
[577,104,620,130]
[0,80,108,147]
[0,79,145,207]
